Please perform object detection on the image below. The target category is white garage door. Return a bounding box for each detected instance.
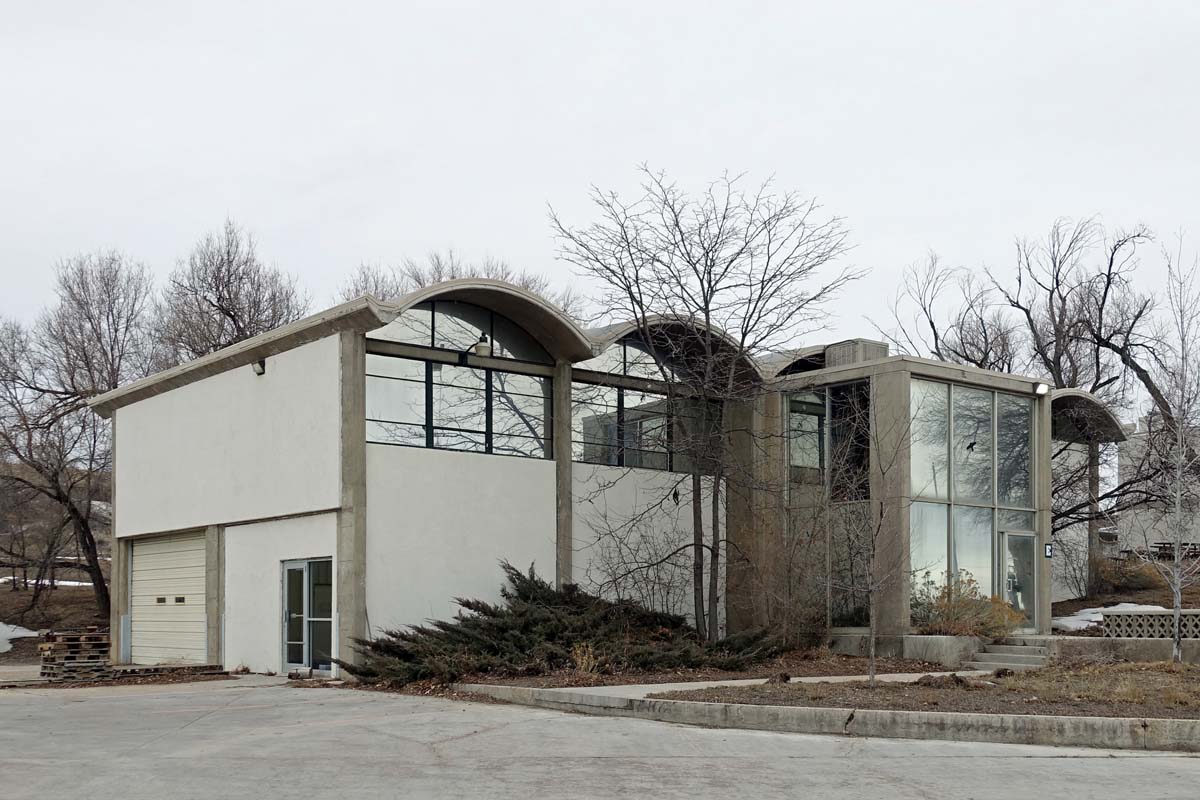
[130,532,207,665]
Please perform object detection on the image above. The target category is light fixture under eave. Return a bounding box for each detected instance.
[1034,382,1050,396]
[473,333,492,357]
[252,359,267,376]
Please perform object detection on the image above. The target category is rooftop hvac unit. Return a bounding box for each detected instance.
[824,339,889,367]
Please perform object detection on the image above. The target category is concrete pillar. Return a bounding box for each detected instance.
[870,369,911,637]
[109,537,130,664]
[1036,394,1054,634]
[725,394,771,632]
[204,525,224,666]
[553,360,574,588]
[336,330,368,670]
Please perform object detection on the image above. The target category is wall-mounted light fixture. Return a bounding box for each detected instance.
[252,359,267,376]
[473,333,492,357]
[1034,382,1050,396]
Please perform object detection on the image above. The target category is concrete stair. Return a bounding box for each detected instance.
[964,640,1048,673]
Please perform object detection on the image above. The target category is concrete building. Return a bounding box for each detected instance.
[89,279,1123,674]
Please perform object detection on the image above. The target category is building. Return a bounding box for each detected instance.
[88,279,1123,674]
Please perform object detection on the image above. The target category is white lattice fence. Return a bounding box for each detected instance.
[1102,610,1200,638]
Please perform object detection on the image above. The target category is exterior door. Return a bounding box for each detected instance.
[282,559,334,672]
[1000,532,1037,631]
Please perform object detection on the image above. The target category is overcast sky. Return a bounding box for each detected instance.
[3,2,1197,341]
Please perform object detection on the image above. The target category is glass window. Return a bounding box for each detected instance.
[997,394,1033,508]
[492,372,550,457]
[952,505,993,596]
[367,355,426,447]
[998,509,1036,531]
[829,382,870,501]
[575,345,624,374]
[572,383,619,464]
[492,314,551,362]
[625,340,675,381]
[789,392,825,471]
[910,380,949,500]
[431,364,486,450]
[910,501,949,584]
[952,386,993,504]
[433,301,491,351]
[371,302,433,346]
[623,389,670,470]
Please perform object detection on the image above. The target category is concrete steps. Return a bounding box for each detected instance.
[965,641,1048,673]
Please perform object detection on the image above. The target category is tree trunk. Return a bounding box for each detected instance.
[1172,561,1183,664]
[691,470,706,635]
[868,590,877,687]
[65,501,110,620]
[1086,441,1103,596]
[708,474,721,642]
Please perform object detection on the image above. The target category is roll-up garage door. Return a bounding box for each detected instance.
[129,532,207,665]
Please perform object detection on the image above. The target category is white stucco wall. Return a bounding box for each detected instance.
[113,336,342,536]
[572,463,724,627]
[223,512,338,674]
[365,445,557,633]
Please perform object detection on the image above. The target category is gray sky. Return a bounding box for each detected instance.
[3,2,1197,340]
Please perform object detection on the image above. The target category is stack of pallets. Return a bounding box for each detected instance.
[39,627,113,682]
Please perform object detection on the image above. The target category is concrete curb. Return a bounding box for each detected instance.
[456,682,1200,753]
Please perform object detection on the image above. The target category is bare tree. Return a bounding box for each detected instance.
[1127,244,1200,662]
[0,252,155,619]
[879,218,1163,595]
[552,167,859,640]
[338,250,583,319]
[157,218,309,364]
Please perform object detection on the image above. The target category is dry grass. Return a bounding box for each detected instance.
[0,587,106,665]
[651,661,1200,719]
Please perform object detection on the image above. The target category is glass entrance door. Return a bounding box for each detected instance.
[1000,533,1037,630]
[282,559,334,672]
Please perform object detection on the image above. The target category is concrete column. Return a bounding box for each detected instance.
[1036,394,1054,634]
[336,330,368,670]
[870,369,911,637]
[553,360,573,587]
[204,525,224,666]
[109,537,130,664]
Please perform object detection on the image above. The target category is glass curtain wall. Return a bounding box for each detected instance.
[909,378,1035,619]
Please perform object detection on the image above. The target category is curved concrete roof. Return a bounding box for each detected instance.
[1050,388,1127,443]
[382,278,594,362]
[585,316,763,380]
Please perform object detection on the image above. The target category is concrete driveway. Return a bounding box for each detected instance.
[2,676,1199,800]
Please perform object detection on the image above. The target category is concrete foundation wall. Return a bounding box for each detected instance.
[572,463,723,628]
[113,336,342,536]
[364,445,556,633]
[830,633,983,668]
[223,512,338,674]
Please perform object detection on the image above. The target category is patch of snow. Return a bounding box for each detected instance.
[0,577,93,587]
[1051,602,1168,632]
[0,622,37,654]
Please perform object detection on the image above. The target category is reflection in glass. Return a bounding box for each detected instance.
[371,302,434,346]
[952,386,993,504]
[997,394,1033,507]
[623,389,670,470]
[789,392,825,473]
[952,505,993,596]
[309,560,333,619]
[574,345,624,374]
[998,509,1036,532]
[492,372,550,457]
[910,501,949,581]
[829,382,870,501]
[1003,534,1036,626]
[285,567,304,664]
[910,380,949,499]
[433,301,491,351]
[432,364,487,446]
[572,383,619,464]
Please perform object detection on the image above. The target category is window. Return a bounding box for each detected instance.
[910,380,949,500]
[829,381,870,501]
[907,380,1036,606]
[373,301,551,363]
[572,382,697,471]
[366,353,551,458]
[788,391,825,473]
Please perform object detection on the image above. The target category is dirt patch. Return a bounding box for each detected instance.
[2,672,233,690]
[650,661,1200,720]
[1052,585,1200,620]
[0,587,106,665]
[462,649,941,688]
